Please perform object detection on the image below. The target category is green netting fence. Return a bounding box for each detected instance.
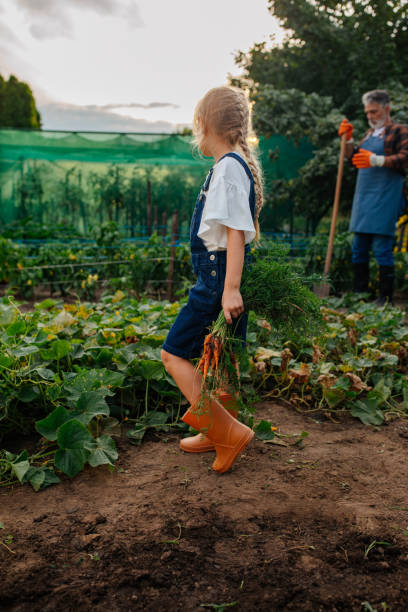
[0,128,313,237]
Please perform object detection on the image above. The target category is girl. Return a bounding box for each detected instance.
[161,85,263,473]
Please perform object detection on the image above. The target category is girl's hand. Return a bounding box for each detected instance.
[222,288,244,324]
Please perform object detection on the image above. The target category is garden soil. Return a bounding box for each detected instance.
[1,402,408,611]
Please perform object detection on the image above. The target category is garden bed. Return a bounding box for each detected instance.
[1,402,408,611]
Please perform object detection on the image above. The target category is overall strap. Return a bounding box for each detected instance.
[218,152,254,183]
[202,167,214,192]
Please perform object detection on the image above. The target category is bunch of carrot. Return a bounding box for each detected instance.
[197,329,239,383]
[196,247,323,401]
[196,308,242,397]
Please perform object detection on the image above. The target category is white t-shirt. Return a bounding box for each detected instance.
[197,154,256,251]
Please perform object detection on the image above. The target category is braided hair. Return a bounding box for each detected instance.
[193,86,264,239]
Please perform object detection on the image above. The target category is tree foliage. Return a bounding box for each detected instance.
[0,74,41,129]
[236,0,408,115]
[234,0,408,231]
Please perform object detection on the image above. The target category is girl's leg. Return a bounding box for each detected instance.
[161,349,202,404]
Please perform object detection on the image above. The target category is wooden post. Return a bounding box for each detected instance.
[323,133,347,277]
[314,133,347,297]
[153,205,158,234]
[146,180,152,236]
[166,211,179,301]
[161,211,167,239]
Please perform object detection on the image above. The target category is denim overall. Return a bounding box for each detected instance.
[350,133,405,266]
[162,152,256,360]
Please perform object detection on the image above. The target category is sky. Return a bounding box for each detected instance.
[0,0,284,132]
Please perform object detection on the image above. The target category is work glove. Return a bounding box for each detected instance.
[338,118,353,141]
[352,148,385,169]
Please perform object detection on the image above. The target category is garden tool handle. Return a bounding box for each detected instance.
[323,132,347,277]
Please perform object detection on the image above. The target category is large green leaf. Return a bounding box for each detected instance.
[0,304,16,326]
[73,391,110,425]
[35,298,58,310]
[88,435,118,467]
[6,319,27,336]
[135,359,165,381]
[323,386,345,409]
[12,345,40,358]
[10,455,31,484]
[36,405,72,441]
[41,339,71,361]
[350,398,384,426]
[34,367,56,381]
[55,419,95,477]
[254,420,275,441]
[18,384,40,403]
[0,354,14,369]
[57,418,95,450]
[54,448,89,478]
[63,368,120,403]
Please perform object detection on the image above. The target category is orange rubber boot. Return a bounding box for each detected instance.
[179,392,238,453]
[181,396,254,473]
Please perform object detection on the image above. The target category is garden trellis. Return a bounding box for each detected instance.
[0,128,313,299]
[0,128,313,236]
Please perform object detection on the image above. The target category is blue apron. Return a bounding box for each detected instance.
[349,133,405,236]
[162,152,256,360]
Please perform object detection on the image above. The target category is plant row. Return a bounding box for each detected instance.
[1,291,408,491]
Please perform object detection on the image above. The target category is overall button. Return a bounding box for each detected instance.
[211,270,217,277]
[209,254,216,261]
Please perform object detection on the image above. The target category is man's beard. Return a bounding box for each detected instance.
[369,114,386,129]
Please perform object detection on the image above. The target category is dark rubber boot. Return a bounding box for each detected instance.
[353,262,369,293]
[376,265,394,306]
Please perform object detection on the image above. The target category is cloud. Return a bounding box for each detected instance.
[87,102,180,111]
[38,101,181,133]
[13,0,143,40]
[0,20,22,45]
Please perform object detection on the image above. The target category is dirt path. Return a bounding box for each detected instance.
[1,402,408,611]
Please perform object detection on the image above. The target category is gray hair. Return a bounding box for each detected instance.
[362,89,390,107]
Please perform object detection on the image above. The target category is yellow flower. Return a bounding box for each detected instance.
[110,332,116,338]
[271,426,278,431]
[17,262,23,270]
[130,253,135,260]
[27,279,32,286]
[112,290,125,303]
[316,255,322,261]
[47,333,56,340]
[115,310,120,316]
[69,253,77,261]
[81,280,86,289]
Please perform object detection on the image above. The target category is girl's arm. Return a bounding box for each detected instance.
[222,227,245,324]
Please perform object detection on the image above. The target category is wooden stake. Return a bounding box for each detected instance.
[166,211,179,301]
[315,133,348,297]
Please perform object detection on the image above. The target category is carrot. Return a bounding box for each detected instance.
[213,336,221,370]
[203,352,210,380]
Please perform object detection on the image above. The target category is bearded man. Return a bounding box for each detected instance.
[339,89,408,304]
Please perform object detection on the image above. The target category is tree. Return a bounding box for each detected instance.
[236,0,408,116]
[233,1,408,232]
[0,74,41,128]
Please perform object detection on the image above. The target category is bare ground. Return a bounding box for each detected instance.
[1,402,408,611]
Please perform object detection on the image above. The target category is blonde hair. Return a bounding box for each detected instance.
[193,85,264,239]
